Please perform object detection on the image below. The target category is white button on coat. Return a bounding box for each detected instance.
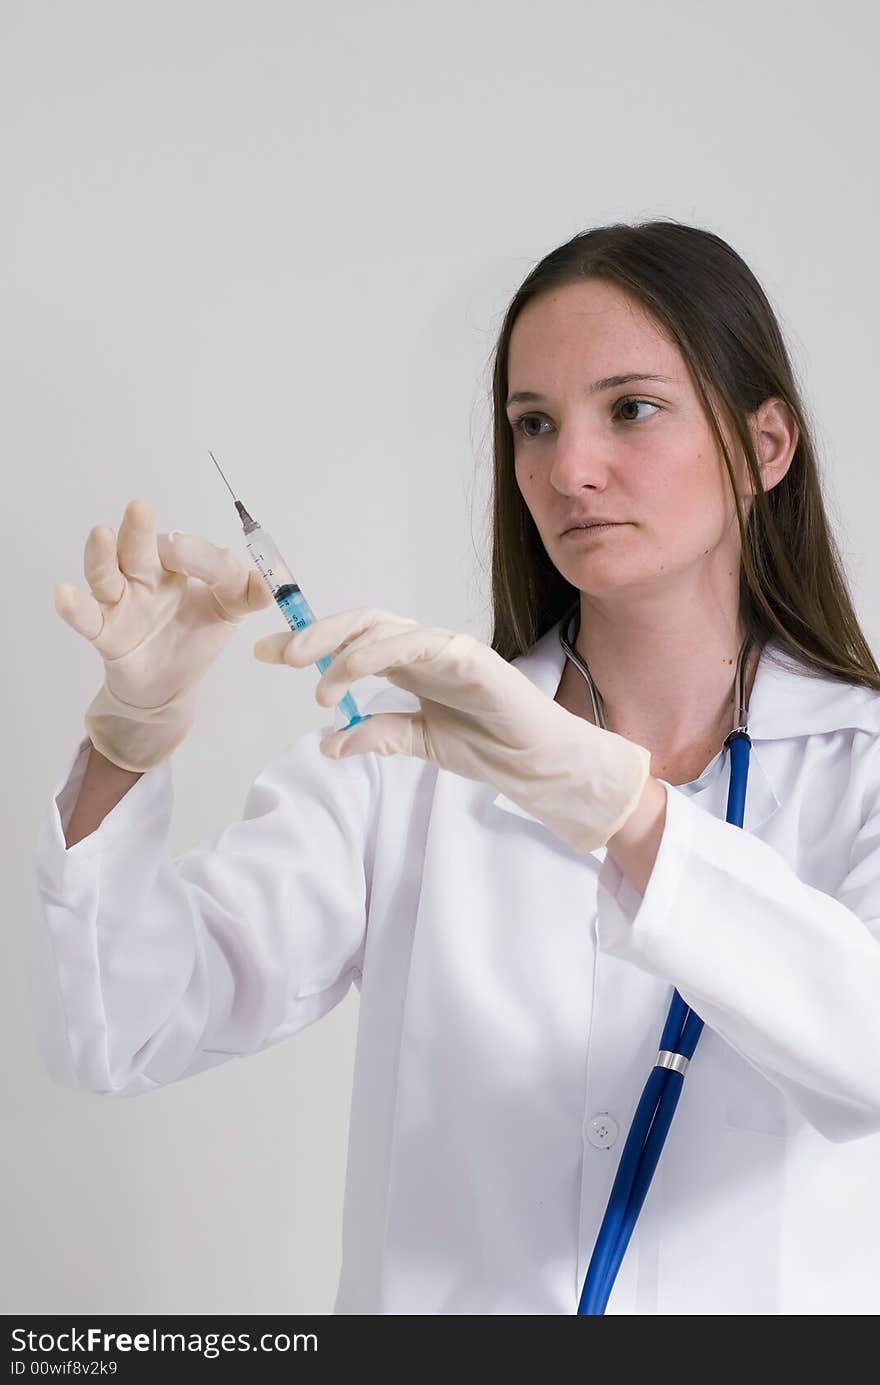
[587,1114,619,1149]
[31,620,880,1314]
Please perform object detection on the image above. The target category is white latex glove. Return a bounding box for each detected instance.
[253,606,652,854]
[55,498,274,771]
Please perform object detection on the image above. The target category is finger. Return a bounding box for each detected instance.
[320,711,428,761]
[116,498,162,582]
[253,608,417,669]
[54,581,105,641]
[314,627,455,707]
[208,555,273,620]
[83,525,126,606]
[253,616,404,669]
[156,532,272,619]
[253,631,303,664]
[243,569,276,613]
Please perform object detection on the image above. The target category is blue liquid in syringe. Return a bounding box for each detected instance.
[273,580,367,729]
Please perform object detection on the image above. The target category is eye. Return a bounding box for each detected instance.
[509,396,660,438]
[510,413,552,440]
[615,397,660,424]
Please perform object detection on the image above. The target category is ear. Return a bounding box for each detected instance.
[744,397,800,497]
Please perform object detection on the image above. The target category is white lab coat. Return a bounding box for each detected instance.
[31,619,880,1315]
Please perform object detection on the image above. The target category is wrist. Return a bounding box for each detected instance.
[84,683,197,772]
[605,776,668,896]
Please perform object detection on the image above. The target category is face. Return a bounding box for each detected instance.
[507,279,751,609]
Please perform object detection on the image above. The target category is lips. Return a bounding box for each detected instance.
[562,521,624,534]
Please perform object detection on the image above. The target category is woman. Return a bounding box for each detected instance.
[38,220,880,1314]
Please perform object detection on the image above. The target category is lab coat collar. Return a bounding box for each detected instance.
[490,617,880,853]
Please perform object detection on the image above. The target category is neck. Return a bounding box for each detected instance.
[565,598,759,754]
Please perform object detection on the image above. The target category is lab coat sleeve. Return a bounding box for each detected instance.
[31,724,377,1098]
[594,756,880,1144]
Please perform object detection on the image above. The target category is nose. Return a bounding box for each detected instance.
[547,430,612,495]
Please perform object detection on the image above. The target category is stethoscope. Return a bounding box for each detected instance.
[558,600,757,1315]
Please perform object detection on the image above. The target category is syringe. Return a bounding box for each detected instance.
[209,451,370,732]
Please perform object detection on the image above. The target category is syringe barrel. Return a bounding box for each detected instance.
[244,526,317,632]
[243,520,369,732]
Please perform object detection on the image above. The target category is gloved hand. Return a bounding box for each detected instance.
[55,498,274,772]
[253,606,652,853]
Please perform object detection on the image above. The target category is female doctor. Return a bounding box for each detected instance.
[39,220,880,1314]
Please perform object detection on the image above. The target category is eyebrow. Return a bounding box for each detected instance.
[505,373,674,408]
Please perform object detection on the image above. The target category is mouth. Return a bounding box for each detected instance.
[561,522,627,536]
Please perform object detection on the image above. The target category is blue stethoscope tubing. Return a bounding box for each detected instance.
[558,611,755,1315]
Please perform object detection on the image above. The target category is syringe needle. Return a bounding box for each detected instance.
[208,450,237,501]
[208,450,255,528]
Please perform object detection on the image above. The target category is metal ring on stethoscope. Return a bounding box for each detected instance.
[656,1049,690,1075]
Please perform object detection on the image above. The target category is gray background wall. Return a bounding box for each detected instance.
[4,0,878,1314]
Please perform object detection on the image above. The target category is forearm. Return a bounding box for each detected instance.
[597,779,880,1139]
[605,776,668,896]
[65,742,144,848]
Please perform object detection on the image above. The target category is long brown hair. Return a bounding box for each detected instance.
[484,218,880,690]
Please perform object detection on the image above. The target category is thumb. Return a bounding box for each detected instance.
[244,569,276,611]
[319,711,428,761]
